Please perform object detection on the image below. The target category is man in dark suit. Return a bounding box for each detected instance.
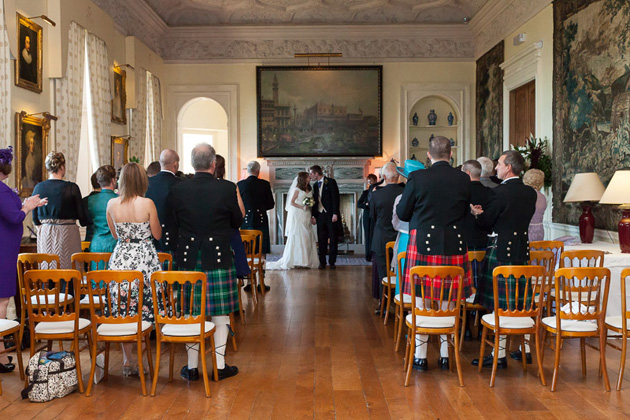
[461,160,492,251]
[357,173,377,262]
[471,149,537,369]
[309,165,341,269]
[370,163,404,304]
[396,136,472,372]
[167,143,242,382]
[146,149,182,252]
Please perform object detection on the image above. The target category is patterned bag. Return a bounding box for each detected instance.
[22,351,78,402]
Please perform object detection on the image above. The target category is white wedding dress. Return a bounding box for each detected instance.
[267,185,319,270]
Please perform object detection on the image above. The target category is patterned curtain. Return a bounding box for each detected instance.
[146,72,162,164]
[86,32,110,167]
[129,68,146,162]
[0,1,11,144]
[55,22,86,182]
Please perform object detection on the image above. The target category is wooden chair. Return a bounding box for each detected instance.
[529,240,564,269]
[560,250,605,268]
[157,253,174,271]
[23,269,92,394]
[404,265,464,387]
[459,250,487,350]
[85,270,154,396]
[150,271,219,397]
[241,229,267,295]
[381,241,396,325]
[605,268,630,390]
[0,319,21,395]
[70,252,111,313]
[241,233,259,307]
[529,250,556,315]
[393,252,412,352]
[541,267,611,392]
[477,265,547,387]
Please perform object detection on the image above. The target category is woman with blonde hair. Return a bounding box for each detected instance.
[523,168,547,241]
[106,162,161,375]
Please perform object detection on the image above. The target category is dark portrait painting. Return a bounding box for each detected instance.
[16,112,48,196]
[16,14,42,93]
[111,67,127,124]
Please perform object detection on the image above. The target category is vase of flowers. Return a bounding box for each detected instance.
[511,135,552,188]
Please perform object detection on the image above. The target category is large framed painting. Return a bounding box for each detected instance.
[16,112,49,196]
[111,136,129,172]
[553,0,630,229]
[476,41,504,160]
[256,66,382,157]
[111,67,127,124]
[15,13,43,93]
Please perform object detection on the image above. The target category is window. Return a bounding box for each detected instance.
[181,130,213,174]
[75,44,99,196]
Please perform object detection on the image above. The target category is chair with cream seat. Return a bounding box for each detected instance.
[541,267,611,392]
[85,270,153,396]
[459,250,486,350]
[241,229,267,295]
[241,232,259,307]
[477,265,547,387]
[393,252,413,352]
[404,265,464,387]
[23,269,92,394]
[150,271,218,397]
[70,252,111,313]
[381,241,396,325]
[605,267,630,390]
[0,319,21,395]
[529,241,564,315]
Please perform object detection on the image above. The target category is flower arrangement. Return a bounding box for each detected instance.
[302,197,314,208]
[511,135,552,188]
[129,156,140,163]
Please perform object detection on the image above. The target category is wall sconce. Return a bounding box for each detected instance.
[20,111,58,121]
[27,15,56,27]
[115,64,135,71]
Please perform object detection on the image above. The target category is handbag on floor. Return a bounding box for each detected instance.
[21,350,78,402]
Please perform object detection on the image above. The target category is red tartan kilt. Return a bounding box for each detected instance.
[402,229,472,301]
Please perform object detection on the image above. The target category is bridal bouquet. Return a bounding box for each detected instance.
[302,197,314,208]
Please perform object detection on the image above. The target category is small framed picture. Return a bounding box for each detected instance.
[16,14,43,93]
[16,112,49,196]
[111,67,127,124]
[111,136,129,172]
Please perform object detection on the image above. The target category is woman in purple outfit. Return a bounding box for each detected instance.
[0,146,46,373]
[523,169,547,241]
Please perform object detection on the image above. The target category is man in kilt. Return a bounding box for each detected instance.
[167,143,242,381]
[396,136,473,371]
[471,150,536,368]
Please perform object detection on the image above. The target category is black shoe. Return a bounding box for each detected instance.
[438,357,449,370]
[216,364,238,381]
[180,365,199,381]
[243,284,252,292]
[0,362,15,373]
[472,354,508,369]
[412,358,428,371]
[510,350,532,364]
[258,284,271,292]
[318,264,326,269]
[374,308,381,316]
[329,264,336,269]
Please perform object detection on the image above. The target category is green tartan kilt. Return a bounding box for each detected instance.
[181,254,239,317]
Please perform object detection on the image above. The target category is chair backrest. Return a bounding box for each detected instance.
[530,240,564,271]
[241,229,263,257]
[385,241,396,282]
[157,253,173,271]
[553,267,611,322]
[559,250,605,268]
[529,250,555,290]
[241,233,258,270]
[17,253,60,303]
[85,270,145,327]
[397,252,406,280]
[23,269,80,325]
[467,250,486,263]
[621,268,630,334]
[491,265,546,318]
[81,241,91,252]
[151,271,207,328]
[408,265,464,318]
[71,252,111,274]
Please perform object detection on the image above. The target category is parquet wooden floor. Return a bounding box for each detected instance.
[1,266,629,419]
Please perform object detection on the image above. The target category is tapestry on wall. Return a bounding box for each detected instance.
[553,0,630,229]
[476,41,504,160]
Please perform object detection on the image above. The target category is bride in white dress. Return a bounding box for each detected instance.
[267,172,319,270]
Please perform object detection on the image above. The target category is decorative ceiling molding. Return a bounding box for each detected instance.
[469,0,551,58]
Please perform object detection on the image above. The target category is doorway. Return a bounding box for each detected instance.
[509,80,535,147]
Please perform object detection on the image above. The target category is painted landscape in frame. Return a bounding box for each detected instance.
[257,66,382,157]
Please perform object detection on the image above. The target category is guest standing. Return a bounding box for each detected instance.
[477,156,499,189]
[33,152,90,269]
[88,165,118,253]
[309,165,341,269]
[0,146,46,373]
[523,169,546,241]
[82,172,101,243]
[357,173,377,261]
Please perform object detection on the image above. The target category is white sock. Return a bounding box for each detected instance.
[490,335,507,358]
[439,335,449,358]
[213,315,230,370]
[187,343,199,369]
[521,335,531,353]
[414,334,428,359]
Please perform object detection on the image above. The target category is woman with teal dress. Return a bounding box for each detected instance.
[88,165,118,253]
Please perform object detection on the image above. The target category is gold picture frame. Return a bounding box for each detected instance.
[111,67,127,124]
[111,136,129,171]
[15,14,43,93]
[16,112,49,196]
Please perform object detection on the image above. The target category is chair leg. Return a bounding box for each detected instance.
[490,332,500,387]
[599,326,611,392]
[74,336,84,394]
[145,333,154,380]
[86,332,97,397]
[393,302,399,344]
[459,305,467,351]
[137,338,147,396]
[200,338,210,398]
[453,332,464,387]
[534,330,546,386]
[384,287,393,326]
[209,334,219,382]
[395,307,405,352]
[478,326,488,374]
[521,335,527,373]
[404,328,414,386]
[169,344,175,382]
[540,328,547,367]
[104,342,110,381]
[258,264,266,296]
[380,289,386,324]
[229,313,238,352]
[618,333,627,391]
[13,330,24,381]
[151,338,162,396]
[551,334,562,392]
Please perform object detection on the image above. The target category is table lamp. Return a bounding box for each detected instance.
[599,170,630,253]
[563,172,605,243]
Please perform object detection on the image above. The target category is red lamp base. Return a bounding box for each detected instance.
[619,208,630,253]
[579,204,595,244]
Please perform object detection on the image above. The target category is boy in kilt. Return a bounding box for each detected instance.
[470,150,537,368]
[167,143,242,381]
[396,136,473,372]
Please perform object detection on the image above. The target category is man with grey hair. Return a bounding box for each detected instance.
[369,162,404,310]
[237,160,275,291]
[477,156,498,188]
[167,143,242,382]
[461,160,491,251]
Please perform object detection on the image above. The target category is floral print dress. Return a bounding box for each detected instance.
[108,222,161,323]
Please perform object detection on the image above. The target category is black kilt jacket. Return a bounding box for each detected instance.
[166,173,243,271]
[146,171,183,252]
[396,160,471,256]
[476,178,537,263]
[237,175,275,229]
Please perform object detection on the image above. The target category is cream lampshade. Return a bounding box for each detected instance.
[563,172,605,243]
[599,170,630,252]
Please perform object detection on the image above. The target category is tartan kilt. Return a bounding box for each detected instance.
[476,238,529,311]
[182,253,239,316]
[402,229,472,301]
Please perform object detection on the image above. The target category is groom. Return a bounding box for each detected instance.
[309,165,341,269]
